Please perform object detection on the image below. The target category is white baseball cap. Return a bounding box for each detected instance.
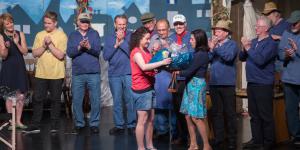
[172,14,186,24]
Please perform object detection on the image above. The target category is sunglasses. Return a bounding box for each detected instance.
[80,20,90,24]
[173,22,185,26]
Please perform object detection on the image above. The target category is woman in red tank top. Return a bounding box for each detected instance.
[130,27,171,150]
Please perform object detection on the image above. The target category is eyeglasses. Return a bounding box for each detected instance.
[254,25,266,28]
[157,29,168,32]
[173,22,185,26]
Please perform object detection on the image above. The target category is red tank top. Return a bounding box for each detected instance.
[130,47,155,92]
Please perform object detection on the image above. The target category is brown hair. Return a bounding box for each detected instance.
[0,13,14,32]
[156,19,170,28]
[129,27,150,52]
[44,11,58,22]
[114,14,128,23]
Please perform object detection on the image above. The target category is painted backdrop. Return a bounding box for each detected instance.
[0,0,211,46]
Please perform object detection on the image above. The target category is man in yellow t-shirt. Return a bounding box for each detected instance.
[23,11,67,134]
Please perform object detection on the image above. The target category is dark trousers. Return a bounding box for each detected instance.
[283,83,300,139]
[209,86,237,144]
[32,77,63,127]
[247,83,275,145]
[172,80,188,141]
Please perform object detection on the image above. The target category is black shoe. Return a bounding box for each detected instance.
[263,144,273,150]
[22,125,40,134]
[242,139,262,149]
[154,132,169,140]
[71,126,84,134]
[292,138,300,148]
[228,140,237,150]
[50,126,58,133]
[128,127,135,135]
[210,140,223,150]
[109,127,124,135]
[90,127,99,134]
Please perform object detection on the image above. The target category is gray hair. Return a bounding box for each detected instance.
[258,15,272,29]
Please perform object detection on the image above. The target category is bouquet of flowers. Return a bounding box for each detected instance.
[149,42,193,71]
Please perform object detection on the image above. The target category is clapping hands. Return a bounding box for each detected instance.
[79,37,91,50]
[285,38,298,58]
[241,36,251,51]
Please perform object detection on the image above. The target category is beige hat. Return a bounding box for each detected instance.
[78,13,92,22]
[262,2,279,15]
[212,20,232,32]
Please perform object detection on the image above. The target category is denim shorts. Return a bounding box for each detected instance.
[132,90,156,111]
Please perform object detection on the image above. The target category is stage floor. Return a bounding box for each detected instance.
[0,106,297,150]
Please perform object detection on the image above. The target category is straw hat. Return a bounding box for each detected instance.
[212,20,232,32]
[262,2,279,15]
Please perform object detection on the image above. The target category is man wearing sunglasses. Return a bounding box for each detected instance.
[169,14,191,146]
[67,12,101,134]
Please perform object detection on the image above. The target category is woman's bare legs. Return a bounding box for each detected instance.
[5,92,26,126]
[145,109,155,149]
[192,117,212,150]
[185,115,198,149]
[136,110,149,150]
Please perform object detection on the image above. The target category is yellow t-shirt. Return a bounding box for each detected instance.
[32,29,67,79]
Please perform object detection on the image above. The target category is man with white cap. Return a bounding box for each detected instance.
[170,14,191,48]
[169,14,191,145]
[278,10,300,148]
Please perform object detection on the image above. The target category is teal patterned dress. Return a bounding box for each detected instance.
[180,77,207,118]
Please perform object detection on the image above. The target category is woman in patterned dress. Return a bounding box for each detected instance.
[175,29,211,150]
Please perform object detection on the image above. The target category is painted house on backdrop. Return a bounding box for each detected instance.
[123,3,142,31]
[91,9,114,37]
[7,5,41,47]
[150,0,211,36]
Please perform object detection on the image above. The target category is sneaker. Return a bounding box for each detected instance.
[90,126,99,134]
[22,126,40,134]
[109,127,124,135]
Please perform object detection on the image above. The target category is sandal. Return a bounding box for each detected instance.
[188,145,199,150]
[8,124,28,130]
[146,147,157,150]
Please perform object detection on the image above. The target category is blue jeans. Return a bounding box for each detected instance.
[284,83,300,138]
[109,75,136,128]
[72,74,101,127]
[154,109,177,137]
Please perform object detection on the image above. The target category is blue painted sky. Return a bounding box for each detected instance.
[0,0,149,23]
[0,0,51,24]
